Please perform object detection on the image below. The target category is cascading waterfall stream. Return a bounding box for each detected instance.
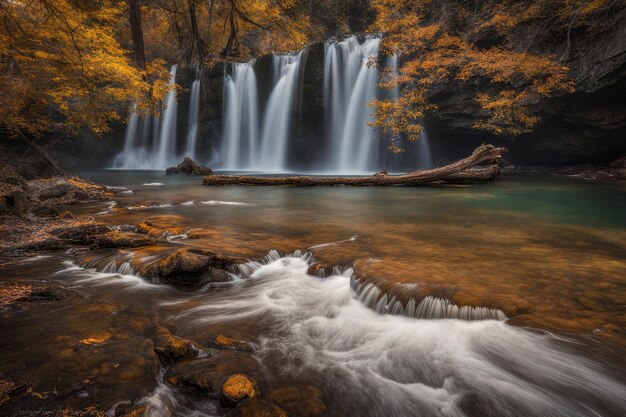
[325,36,381,173]
[258,50,307,171]
[113,65,179,169]
[155,65,178,169]
[184,78,201,160]
[115,36,433,173]
[221,60,260,170]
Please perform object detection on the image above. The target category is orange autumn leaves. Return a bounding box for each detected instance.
[0,0,167,136]
[369,0,590,141]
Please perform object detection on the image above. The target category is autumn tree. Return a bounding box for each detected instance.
[369,0,621,144]
[0,0,168,138]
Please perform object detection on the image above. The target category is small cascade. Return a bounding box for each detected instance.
[352,277,507,321]
[324,36,381,173]
[221,60,259,170]
[258,50,307,171]
[155,65,178,168]
[184,78,201,160]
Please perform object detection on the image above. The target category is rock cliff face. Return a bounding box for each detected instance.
[425,8,626,165]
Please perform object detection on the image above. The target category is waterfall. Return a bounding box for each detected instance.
[387,54,433,169]
[155,65,178,169]
[113,65,179,169]
[257,50,306,171]
[121,111,139,159]
[221,60,259,170]
[184,78,201,160]
[324,36,381,174]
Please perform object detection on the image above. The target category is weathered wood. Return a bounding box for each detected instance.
[203,144,507,186]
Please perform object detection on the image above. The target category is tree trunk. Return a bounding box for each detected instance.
[202,144,507,186]
[17,130,64,176]
[188,0,205,66]
[128,0,146,70]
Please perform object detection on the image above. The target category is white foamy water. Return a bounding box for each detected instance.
[200,200,253,206]
[167,253,625,417]
[142,182,164,186]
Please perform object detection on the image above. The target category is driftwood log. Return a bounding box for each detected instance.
[203,144,507,186]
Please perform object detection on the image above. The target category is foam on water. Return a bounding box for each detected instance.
[168,252,625,417]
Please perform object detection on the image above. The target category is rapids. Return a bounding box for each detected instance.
[1,172,625,417]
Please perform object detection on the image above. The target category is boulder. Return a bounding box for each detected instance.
[24,177,111,205]
[154,327,202,365]
[166,157,212,175]
[164,350,264,397]
[213,335,254,353]
[140,248,235,287]
[221,374,260,406]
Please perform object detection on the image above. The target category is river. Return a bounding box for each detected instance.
[1,171,624,416]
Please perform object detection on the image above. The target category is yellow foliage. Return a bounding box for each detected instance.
[370,0,590,139]
[0,0,162,136]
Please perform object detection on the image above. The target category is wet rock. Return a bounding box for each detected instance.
[306,263,327,277]
[373,169,389,177]
[228,399,288,417]
[213,335,254,353]
[17,286,74,302]
[52,223,113,242]
[154,327,202,365]
[265,386,327,417]
[0,380,30,407]
[19,237,69,251]
[24,176,111,205]
[164,350,263,397]
[221,374,260,406]
[114,224,139,233]
[86,231,155,249]
[166,157,212,175]
[30,205,61,217]
[120,404,150,417]
[141,248,235,287]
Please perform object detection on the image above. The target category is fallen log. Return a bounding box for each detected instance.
[203,144,507,186]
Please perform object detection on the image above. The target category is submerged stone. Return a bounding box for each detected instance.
[154,327,202,365]
[221,374,260,406]
[213,335,254,353]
